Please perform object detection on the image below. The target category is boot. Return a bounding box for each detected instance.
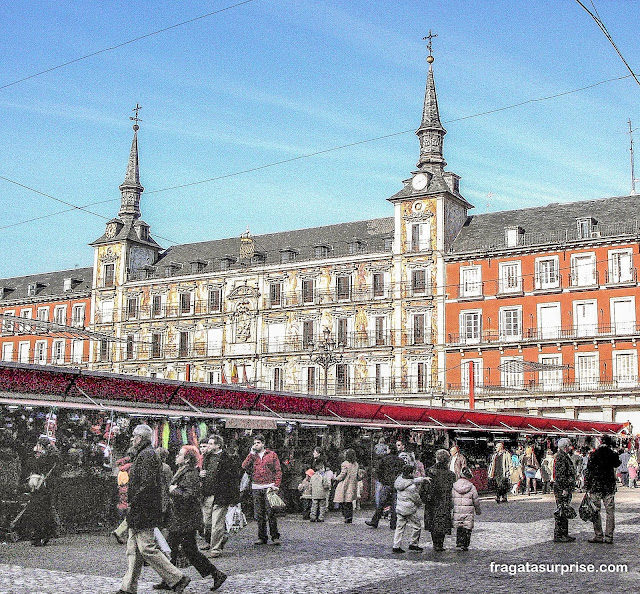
[210,569,227,591]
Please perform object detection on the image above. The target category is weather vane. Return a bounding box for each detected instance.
[130,103,142,130]
[423,29,437,64]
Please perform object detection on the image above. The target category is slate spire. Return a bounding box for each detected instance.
[118,105,144,220]
[415,45,446,171]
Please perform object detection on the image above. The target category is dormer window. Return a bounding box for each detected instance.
[314,245,330,259]
[251,252,266,265]
[165,263,182,277]
[384,237,393,251]
[505,226,524,248]
[348,240,364,255]
[63,278,73,292]
[28,283,43,296]
[190,260,207,274]
[219,256,236,271]
[280,249,298,264]
[577,217,596,239]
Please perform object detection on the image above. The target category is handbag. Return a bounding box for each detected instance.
[266,487,286,510]
[579,493,598,522]
[534,469,542,480]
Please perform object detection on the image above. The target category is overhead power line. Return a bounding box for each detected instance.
[1,72,632,240]
[574,0,640,87]
[0,0,260,91]
[0,176,181,246]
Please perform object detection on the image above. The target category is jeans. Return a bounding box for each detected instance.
[168,529,219,578]
[590,492,615,541]
[252,489,280,542]
[368,485,397,527]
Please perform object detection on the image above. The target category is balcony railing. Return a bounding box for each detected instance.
[447,322,640,346]
[568,269,599,289]
[446,376,640,397]
[605,268,637,285]
[256,378,443,397]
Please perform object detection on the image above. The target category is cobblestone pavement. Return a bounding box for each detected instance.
[2,489,639,593]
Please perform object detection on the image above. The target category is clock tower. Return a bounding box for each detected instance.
[388,38,474,400]
[90,107,161,290]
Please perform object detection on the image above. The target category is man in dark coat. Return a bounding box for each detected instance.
[200,434,241,557]
[365,444,404,529]
[116,424,190,594]
[423,449,456,551]
[22,435,60,546]
[553,438,576,543]
[585,435,621,544]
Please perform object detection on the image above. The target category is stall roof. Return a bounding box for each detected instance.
[0,362,627,436]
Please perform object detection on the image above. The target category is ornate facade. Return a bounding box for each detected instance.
[2,53,639,427]
[87,57,468,400]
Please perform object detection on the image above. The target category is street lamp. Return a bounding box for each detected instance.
[307,327,344,396]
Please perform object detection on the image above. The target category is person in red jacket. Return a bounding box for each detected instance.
[242,434,282,545]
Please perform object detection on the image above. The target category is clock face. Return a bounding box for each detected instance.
[412,201,425,213]
[411,173,429,191]
[105,223,117,239]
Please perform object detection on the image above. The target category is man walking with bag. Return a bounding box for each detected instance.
[200,435,241,557]
[585,435,621,544]
[115,424,190,594]
[552,438,576,543]
[242,434,282,545]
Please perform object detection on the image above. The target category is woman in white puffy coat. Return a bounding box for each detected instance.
[451,467,481,551]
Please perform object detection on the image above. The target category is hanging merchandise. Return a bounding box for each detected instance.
[162,421,170,450]
[169,421,182,447]
[231,363,239,384]
[198,421,208,442]
[152,423,159,448]
[180,425,188,445]
[188,425,199,448]
[45,411,57,439]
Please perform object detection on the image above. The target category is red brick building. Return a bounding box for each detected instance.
[444,197,640,427]
[0,269,92,366]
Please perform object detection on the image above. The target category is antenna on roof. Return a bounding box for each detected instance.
[630,119,639,196]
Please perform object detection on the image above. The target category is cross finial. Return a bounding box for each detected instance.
[130,103,142,131]
[423,30,437,63]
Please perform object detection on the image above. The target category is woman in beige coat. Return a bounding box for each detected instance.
[333,449,359,524]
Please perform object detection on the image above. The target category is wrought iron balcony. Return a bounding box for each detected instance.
[447,322,640,347]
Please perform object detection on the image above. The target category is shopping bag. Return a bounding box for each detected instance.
[579,493,598,522]
[225,504,248,533]
[266,488,286,511]
[239,472,251,492]
[553,502,577,520]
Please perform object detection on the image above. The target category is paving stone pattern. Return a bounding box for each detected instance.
[1,490,638,593]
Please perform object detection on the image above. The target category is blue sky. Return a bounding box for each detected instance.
[1,0,638,278]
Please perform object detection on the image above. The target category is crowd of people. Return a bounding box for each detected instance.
[0,405,638,593]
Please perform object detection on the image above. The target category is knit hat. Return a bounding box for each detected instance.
[132,423,153,440]
[461,467,473,480]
